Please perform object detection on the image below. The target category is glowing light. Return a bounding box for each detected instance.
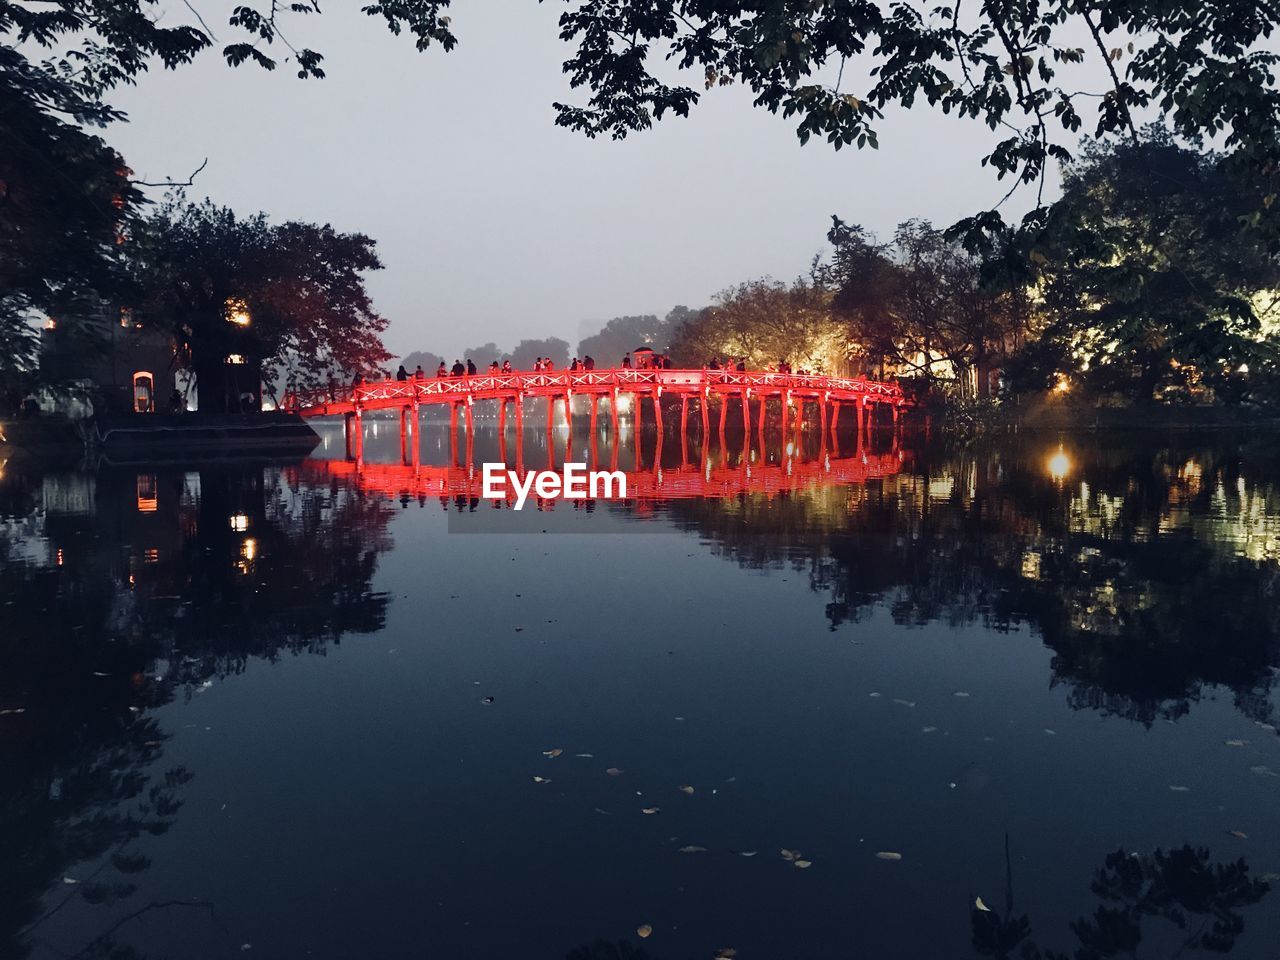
[229,513,250,532]
[1047,448,1071,481]
[241,537,258,561]
[1053,374,1071,393]
[225,298,251,326]
[225,354,247,365]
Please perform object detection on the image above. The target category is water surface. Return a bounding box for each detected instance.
[2,420,1278,959]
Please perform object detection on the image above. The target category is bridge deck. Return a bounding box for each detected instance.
[285,368,907,418]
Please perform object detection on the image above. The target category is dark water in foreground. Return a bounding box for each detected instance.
[2,417,1279,960]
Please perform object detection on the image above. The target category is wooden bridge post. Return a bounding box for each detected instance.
[830,400,841,458]
[399,406,410,464]
[680,396,689,467]
[464,398,474,438]
[651,389,662,439]
[752,396,762,460]
[700,389,710,443]
[741,390,750,434]
[411,406,421,470]
[499,398,508,436]
[610,388,620,439]
[819,396,829,453]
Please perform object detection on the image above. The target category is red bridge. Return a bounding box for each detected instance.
[285,368,910,444]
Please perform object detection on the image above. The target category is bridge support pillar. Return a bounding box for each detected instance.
[741,391,750,434]
[700,391,710,443]
[610,389,620,438]
[651,390,662,439]
[345,409,363,462]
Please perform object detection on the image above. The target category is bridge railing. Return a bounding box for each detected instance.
[283,368,907,413]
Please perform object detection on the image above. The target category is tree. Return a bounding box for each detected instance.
[542,0,1280,244]
[669,275,844,371]
[129,197,390,411]
[401,350,445,375]
[577,313,667,363]
[0,86,141,388]
[506,337,570,370]
[1029,130,1280,401]
[825,218,1037,395]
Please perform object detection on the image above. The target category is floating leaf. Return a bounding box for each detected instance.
[532,776,551,784]
[921,726,937,734]
[1225,739,1248,747]
[678,845,707,853]
[975,896,991,912]
[543,748,562,758]
[606,767,623,776]
[794,859,812,869]
[636,924,652,939]
[780,849,799,861]
[738,850,758,857]
[575,753,594,758]
[642,806,660,814]
[1250,765,1276,777]
[679,785,695,795]
[1169,785,1190,792]
[875,851,903,861]
[481,696,494,704]
[1229,830,1248,839]
[715,950,737,959]
[892,699,916,708]
[953,691,970,698]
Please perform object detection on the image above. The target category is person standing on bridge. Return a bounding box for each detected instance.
[502,360,513,373]
[584,355,595,371]
[451,360,465,377]
[570,357,580,371]
[534,357,543,371]
[436,362,447,378]
[622,353,631,369]
[543,357,555,371]
[736,358,746,372]
[396,364,408,381]
[489,360,500,373]
[466,359,477,376]
[414,365,425,379]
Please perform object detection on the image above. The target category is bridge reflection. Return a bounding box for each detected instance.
[306,406,909,504]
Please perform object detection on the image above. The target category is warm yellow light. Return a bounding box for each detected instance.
[1053,374,1071,393]
[225,354,247,365]
[241,537,257,561]
[1047,449,1071,481]
[229,514,250,532]
[225,298,251,326]
[44,316,57,331]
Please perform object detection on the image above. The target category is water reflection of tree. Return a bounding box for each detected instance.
[0,463,393,958]
[665,437,1280,726]
[972,841,1271,959]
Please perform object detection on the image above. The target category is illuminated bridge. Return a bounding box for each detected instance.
[285,368,911,460]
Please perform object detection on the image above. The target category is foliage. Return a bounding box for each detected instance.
[401,350,445,374]
[576,308,692,362]
[0,81,140,384]
[825,218,1036,395]
[128,197,390,399]
[669,275,842,370]
[1029,130,1280,401]
[505,337,570,369]
[543,0,1280,244]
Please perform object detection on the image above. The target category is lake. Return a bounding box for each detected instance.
[2,414,1278,959]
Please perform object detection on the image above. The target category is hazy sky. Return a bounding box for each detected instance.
[107,2,1055,359]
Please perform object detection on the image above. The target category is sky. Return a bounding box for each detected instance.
[106,2,1056,360]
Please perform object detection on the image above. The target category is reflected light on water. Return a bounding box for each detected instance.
[1047,448,1072,481]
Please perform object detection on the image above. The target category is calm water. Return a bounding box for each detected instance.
[2,414,1279,959]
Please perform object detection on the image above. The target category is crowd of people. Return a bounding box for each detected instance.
[380,354,820,382]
